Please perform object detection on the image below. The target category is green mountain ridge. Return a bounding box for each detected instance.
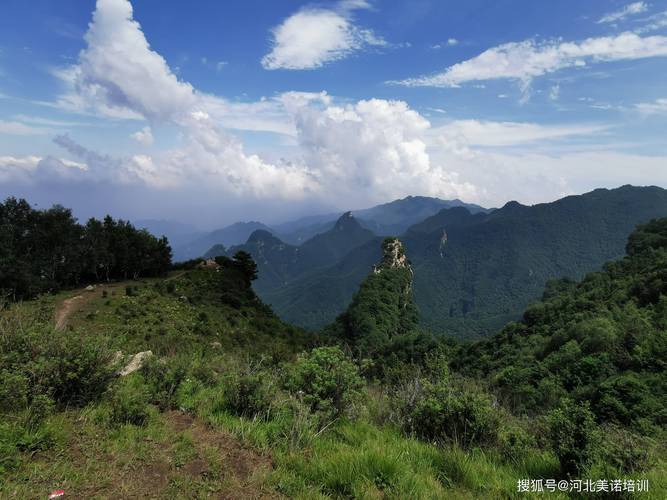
[263,185,667,339]
[454,216,667,432]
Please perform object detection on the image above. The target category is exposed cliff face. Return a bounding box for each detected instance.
[374,238,410,273]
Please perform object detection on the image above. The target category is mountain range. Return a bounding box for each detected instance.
[168,196,487,260]
[146,185,667,340]
[260,185,667,339]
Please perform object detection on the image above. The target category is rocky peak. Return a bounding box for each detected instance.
[374,237,410,273]
[333,211,360,231]
[246,229,283,248]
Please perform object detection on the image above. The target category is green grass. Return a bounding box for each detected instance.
[3,271,665,499]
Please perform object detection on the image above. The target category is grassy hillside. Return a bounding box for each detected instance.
[2,224,666,498]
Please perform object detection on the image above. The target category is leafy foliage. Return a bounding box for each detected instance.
[0,197,171,301]
[402,380,500,449]
[548,400,601,476]
[455,217,667,437]
[284,346,364,422]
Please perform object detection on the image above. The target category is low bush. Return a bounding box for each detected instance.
[497,423,535,464]
[548,399,601,476]
[284,346,364,424]
[0,371,29,412]
[220,366,275,419]
[105,375,153,426]
[141,355,190,410]
[400,379,500,449]
[0,309,114,408]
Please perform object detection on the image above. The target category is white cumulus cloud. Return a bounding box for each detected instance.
[261,1,385,70]
[289,98,477,205]
[392,32,667,90]
[597,2,648,24]
[51,0,317,199]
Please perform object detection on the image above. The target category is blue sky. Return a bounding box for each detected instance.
[1,0,667,227]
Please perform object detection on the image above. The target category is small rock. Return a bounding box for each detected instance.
[211,341,222,349]
[118,351,153,376]
[85,285,95,291]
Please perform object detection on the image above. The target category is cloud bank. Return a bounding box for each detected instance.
[31,0,474,213]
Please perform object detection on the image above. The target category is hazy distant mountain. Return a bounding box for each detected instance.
[353,196,489,235]
[262,186,667,340]
[173,221,273,261]
[203,244,226,259]
[135,219,203,250]
[175,196,489,257]
[228,212,376,293]
[272,196,489,244]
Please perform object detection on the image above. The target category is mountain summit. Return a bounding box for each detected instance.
[333,211,357,230]
[374,237,410,273]
[327,237,418,357]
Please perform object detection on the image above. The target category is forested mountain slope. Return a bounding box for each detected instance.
[454,217,667,432]
[264,185,667,339]
[454,219,667,431]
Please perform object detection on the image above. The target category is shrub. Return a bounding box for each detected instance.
[548,399,601,476]
[106,376,152,426]
[24,395,55,430]
[125,286,135,297]
[141,355,189,410]
[284,346,364,423]
[220,367,274,419]
[497,424,535,464]
[404,381,500,449]
[0,370,29,412]
[0,312,114,408]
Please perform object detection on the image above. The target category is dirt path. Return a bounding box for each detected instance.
[54,294,85,330]
[53,283,121,330]
[164,411,278,499]
[68,411,279,499]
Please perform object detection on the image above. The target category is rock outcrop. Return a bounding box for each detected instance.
[374,238,410,273]
[114,350,154,376]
